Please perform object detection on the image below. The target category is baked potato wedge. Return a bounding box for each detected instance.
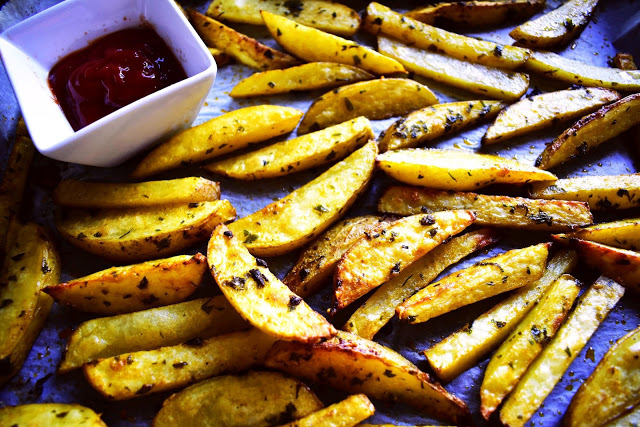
[554,218,640,251]
[0,403,106,427]
[613,53,637,71]
[208,46,231,66]
[228,141,377,257]
[278,394,374,427]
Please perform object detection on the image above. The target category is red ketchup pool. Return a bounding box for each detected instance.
[48,27,187,131]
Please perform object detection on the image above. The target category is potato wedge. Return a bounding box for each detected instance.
[565,326,640,427]
[298,78,438,134]
[554,218,640,251]
[344,228,499,340]
[0,403,106,427]
[53,177,220,208]
[379,100,505,152]
[535,93,640,170]
[613,53,637,71]
[398,243,550,324]
[500,276,625,427]
[264,330,471,425]
[228,141,377,257]
[261,11,405,76]
[609,407,640,427]
[363,2,530,70]
[208,224,336,343]
[378,36,530,102]
[83,328,277,400]
[279,394,374,427]
[377,186,593,231]
[204,117,373,179]
[333,210,476,311]
[483,87,621,144]
[376,148,557,191]
[480,274,580,420]
[425,249,577,382]
[131,105,303,178]
[153,371,324,427]
[57,200,235,262]
[208,46,231,66]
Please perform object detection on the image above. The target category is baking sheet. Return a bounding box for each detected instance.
[0,0,639,425]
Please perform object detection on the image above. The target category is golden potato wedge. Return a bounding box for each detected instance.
[131,105,302,178]
[57,200,235,262]
[344,228,499,340]
[398,243,550,324]
[379,100,505,152]
[480,274,580,420]
[535,93,640,170]
[363,2,530,70]
[554,218,640,251]
[333,210,476,311]
[279,394,374,427]
[83,328,277,400]
[565,326,640,427]
[0,403,106,427]
[376,148,557,191]
[425,249,577,382]
[228,141,377,257]
[298,78,438,134]
[53,177,220,208]
[153,371,324,427]
[204,117,373,179]
[208,46,231,66]
[500,276,625,427]
[264,331,471,425]
[378,36,530,102]
[483,87,621,144]
[613,53,637,71]
[261,11,405,75]
[377,186,593,231]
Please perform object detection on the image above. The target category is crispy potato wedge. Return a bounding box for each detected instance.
[376,148,557,191]
[228,141,377,257]
[208,46,231,66]
[500,276,625,427]
[153,371,323,427]
[132,105,302,178]
[265,331,471,425]
[333,210,476,311]
[425,249,577,382]
[377,186,593,231]
[279,394,374,427]
[613,53,637,71]
[83,328,277,400]
[398,243,550,324]
[57,200,235,262]
[0,403,106,427]
[535,93,640,170]
[298,78,438,134]
[189,9,299,71]
[379,100,505,152]
[480,274,580,419]
[483,87,621,144]
[284,215,385,298]
[204,117,373,179]
[230,62,374,98]
[261,11,405,76]
[363,2,530,70]
[525,50,640,91]
[207,224,336,343]
[378,36,530,101]
[53,177,220,208]
[344,228,499,340]
[565,326,640,427]
[554,218,640,251]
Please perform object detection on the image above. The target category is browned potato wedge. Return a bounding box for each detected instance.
[377,186,593,231]
[613,53,637,71]
[208,46,231,66]
[230,62,374,98]
[279,394,374,427]
[483,87,621,144]
[554,218,640,251]
[132,105,302,178]
[536,93,640,170]
[261,11,405,75]
[264,330,471,425]
[376,148,557,191]
[228,141,377,257]
[379,100,505,152]
[153,371,324,427]
[298,79,438,134]
[363,2,530,70]
[333,210,476,311]
[0,403,106,426]
[500,276,625,427]
[398,243,550,324]
[57,200,236,262]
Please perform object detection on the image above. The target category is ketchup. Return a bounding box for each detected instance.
[48,27,187,131]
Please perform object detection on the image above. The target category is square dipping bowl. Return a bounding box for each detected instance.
[0,0,216,167]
